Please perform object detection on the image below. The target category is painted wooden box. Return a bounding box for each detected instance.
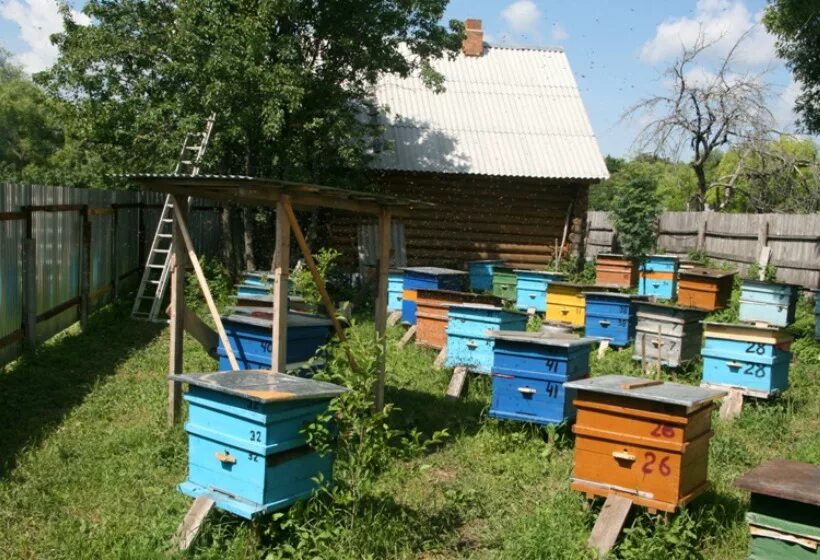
[445,304,528,373]
[595,254,638,289]
[488,331,595,425]
[237,283,270,297]
[172,371,347,519]
[566,375,725,512]
[631,302,706,368]
[677,268,736,311]
[545,282,587,327]
[401,267,466,325]
[492,267,518,302]
[468,260,504,292]
[515,270,566,313]
[813,290,820,340]
[217,313,334,371]
[583,292,645,347]
[739,280,800,328]
[415,290,501,350]
[242,271,273,288]
[638,255,679,300]
[388,270,404,312]
[734,460,820,560]
[700,322,793,398]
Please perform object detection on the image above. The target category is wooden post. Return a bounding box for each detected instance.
[587,494,633,557]
[79,206,91,332]
[756,217,769,256]
[137,195,146,275]
[22,209,36,348]
[697,213,707,250]
[271,198,290,373]
[375,209,391,410]
[111,207,119,301]
[168,196,187,425]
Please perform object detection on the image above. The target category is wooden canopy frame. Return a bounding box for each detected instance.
[127,173,432,423]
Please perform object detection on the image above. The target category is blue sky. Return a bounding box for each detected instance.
[0,0,800,157]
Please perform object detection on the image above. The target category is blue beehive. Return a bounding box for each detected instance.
[444,304,528,373]
[237,283,270,297]
[638,255,679,299]
[172,370,347,519]
[813,290,820,340]
[515,270,566,312]
[467,260,504,292]
[401,267,466,325]
[701,322,793,397]
[583,292,644,347]
[738,280,800,328]
[217,313,334,371]
[242,271,273,288]
[387,270,404,312]
[488,331,594,425]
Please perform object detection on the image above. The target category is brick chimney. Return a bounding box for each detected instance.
[463,19,484,57]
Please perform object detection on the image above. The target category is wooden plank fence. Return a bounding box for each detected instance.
[585,211,820,289]
[0,183,222,368]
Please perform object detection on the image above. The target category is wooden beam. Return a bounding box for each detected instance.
[165,304,219,357]
[0,211,25,221]
[587,494,633,557]
[172,201,240,371]
[172,496,215,551]
[271,198,290,373]
[374,209,392,410]
[446,366,469,399]
[168,197,187,425]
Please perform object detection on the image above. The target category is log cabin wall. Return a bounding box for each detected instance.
[329,171,592,270]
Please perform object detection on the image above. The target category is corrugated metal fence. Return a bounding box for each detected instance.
[585,211,820,288]
[0,183,221,367]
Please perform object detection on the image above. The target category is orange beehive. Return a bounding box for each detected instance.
[595,254,638,288]
[565,375,726,512]
[677,268,736,311]
[415,290,501,349]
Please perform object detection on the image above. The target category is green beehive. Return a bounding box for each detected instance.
[734,460,819,559]
[492,267,517,302]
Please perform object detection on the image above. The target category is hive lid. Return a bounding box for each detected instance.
[400,266,467,275]
[513,269,567,277]
[243,270,274,279]
[679,267,736,279]
[222,312,333,328]
[564,375,726,410]
[170,370,348,402]
[703,321,794,343]
[741,279,802,290]
[582,291,645,300]
[636,300,708,315]
[645,254,680,261]
[488,330,591,345]
[734,460,820,506]
[467,259,505,264]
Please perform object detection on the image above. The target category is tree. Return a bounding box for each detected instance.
[41,0,463,268]
[764,1,820,133]
[611,173,661,260]
[623,32,773,210]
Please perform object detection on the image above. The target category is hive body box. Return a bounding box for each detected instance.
[445,304,528,373]
[632,302,706,368]
[583,292,644,347]
[545,282,587,327]
[237,283,270,297]
[489,332,594,425]
[401,267,466,325]
[515,270,566,312]
[734,460,820,560]
[813,290,820,340]
[739,280,800,327]
[172,371,347,519]
[217,313,333,371]
[415,290,501,350]
[387,270,404,312]
[677,268,736,311]
[492,267,518,302]
[567,375,725,512]
[467,260,504,292]
[595,254,638,288]
[638,255,679,300]
[701,322,793,397]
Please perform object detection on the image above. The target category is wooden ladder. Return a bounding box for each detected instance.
[131,114,216,322]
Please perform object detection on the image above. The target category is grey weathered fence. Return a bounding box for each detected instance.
[0,183,221,367]
[585,211,820,288]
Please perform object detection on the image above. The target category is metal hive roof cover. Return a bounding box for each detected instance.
[222,313,333,329]
[369,46,608,180]
[400,266,466,275]
[170,370,347,402]
[734,460,820,506]
[564,375,727,410]
[488,330,591,345]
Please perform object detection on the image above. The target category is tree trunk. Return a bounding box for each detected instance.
[220,207,237,279]
[243,208,256,271]
[693,164,707,211]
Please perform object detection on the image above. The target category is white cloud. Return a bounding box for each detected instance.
[640,0,776,67]
[0,0,90,74]
[773,78,801,132]
[501,0,542,37]
[550,23,569,43]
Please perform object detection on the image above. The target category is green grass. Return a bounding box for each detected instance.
[0,295,817,559]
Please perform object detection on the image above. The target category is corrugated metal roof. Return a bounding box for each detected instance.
[370,45,609,180]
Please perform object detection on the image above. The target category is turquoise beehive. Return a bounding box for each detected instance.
[445,304,528,373]
[738,280,800,327]
[387,270,404,312]
[514,269,566,312]
[638,255,679,299]
[467,260,504,292]
[813,289,820,340]
[171,370,347,519]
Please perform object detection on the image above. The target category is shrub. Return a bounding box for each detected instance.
[612,175,662,260]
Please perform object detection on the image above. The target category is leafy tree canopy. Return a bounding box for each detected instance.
[611,173,661,259]
[764,0,820,133]
[38,0,464,188]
